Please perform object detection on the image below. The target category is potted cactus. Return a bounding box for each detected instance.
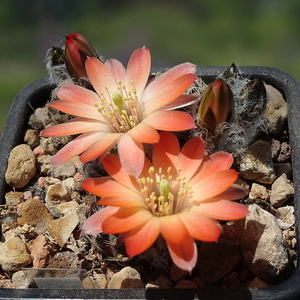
[0,33,299,299]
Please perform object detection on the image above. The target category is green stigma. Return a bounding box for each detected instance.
[160,179,170,203]
[112,91,123,111]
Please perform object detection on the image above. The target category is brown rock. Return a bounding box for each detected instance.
[17,198,53,234]
[24,129,40,148]
[31,235,51,268]
[47,211,79,247]
[197,239,242,283]
[107,266,144,289]
[5,144,36,188]
[0,237,32,271]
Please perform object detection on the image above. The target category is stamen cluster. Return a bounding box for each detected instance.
[137,166,192,217]
[95,81,141,133]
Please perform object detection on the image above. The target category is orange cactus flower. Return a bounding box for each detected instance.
[82,132,249,272]
[41,47,197,177]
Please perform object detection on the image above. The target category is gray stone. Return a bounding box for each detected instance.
[236,140,276,184]
[235,204,289,281]
[5,144,36,188]
[24,129,40,148]
[270,173,294,207]
[264,85,287,134]
[276,206,295,230]
[12,270,31,289]
[107,266,144,289]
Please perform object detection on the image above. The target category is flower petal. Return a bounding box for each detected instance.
[41,117,108,137]
[160,94,198,110]
[105,58,126,83]
[51,131,104,165]
[166,235,197,272]
[102,154,140,191]
[102,207,152,233]
[48,100,102,120]
[117,134,145,177]
[80,132,120,163]
[57,84,100,106]
[201,184,249,203]
[85,57,118,95]
[178,210,221,242]
[159,214,188,243]
[175,136,205,181]
[125,217,160,257]
[192,169,238,202]
[128,122,160,144]
[196,200,249,220]
[82,206,119,235]
[125,47,151,99]
[99,196,145,207]
[81,177,138,198]
[152,132,179,175]
[189,152,234,185]
[142,73,196,116]
[143,110,195,131]
[142,62,196,105]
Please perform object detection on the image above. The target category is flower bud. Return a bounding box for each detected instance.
[65,33,99,80]
[197,78,233,133]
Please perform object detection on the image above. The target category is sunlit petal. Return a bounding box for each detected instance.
[143,110,195,131]
[160,215,188,243]
[99,196,145,207]
[82,206,119,235]
[128,122,160,144]
[125,47,151,99]
[192,169,238,202]
[117,134,145,177]
[196,200,249,220]
[105,58,126,83]
[102,207,152,233]
[125,217,160,257]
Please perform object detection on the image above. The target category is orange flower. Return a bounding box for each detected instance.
[82,132,248,271]
[41,47,197,177]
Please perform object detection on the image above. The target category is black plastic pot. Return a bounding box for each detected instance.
[0,66,300,299]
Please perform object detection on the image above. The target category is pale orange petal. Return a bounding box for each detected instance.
[175,136,205,181]
[143,110,195,131]
[48,100,102,120]
[142,62,196,105]
[80,132,121,163]
[178,210,221,242]
[57,84,100,106]
[189,152,234,185]
[51,131,104,165]
[85,57,118,96]
[82,206,119,235]
[201,184,249,203]
[102,207,153,233]
[160,94,198,110]
[125,217,160,257]
[102,154,140,191]
[41,117,109,137]
[196,200,249,220]
[159,214,188,243]
[99,196,145,207]
[192,169,238,202]
[166,235,197,272]
[152,132,179,176]
[105,58,126,83]
[125,47,151,99]
[128,122,160,144]
[81,177,139,198]
[117,134,145,177]
[142,73,196,116]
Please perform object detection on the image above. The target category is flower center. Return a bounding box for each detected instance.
[95,81,142,133]
[137,166,192,217]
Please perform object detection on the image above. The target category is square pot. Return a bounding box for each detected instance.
[0,66,299,299]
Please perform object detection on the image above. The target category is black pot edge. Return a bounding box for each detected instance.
[0,66,299,300]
